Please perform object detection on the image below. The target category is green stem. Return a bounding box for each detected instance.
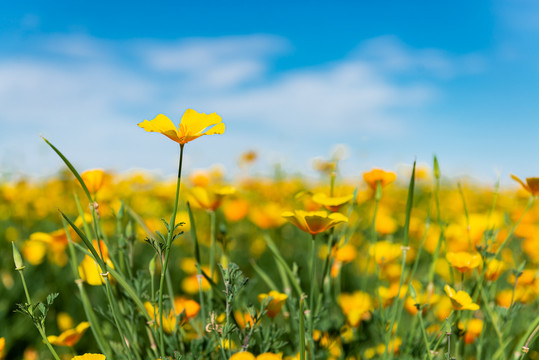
[17,270,61,360]
[418,311,434,360]
[158,143,184,357]
[63,219,113,357]
[300,297,306,360]
[309,235,317,359]
[208,210,217,309]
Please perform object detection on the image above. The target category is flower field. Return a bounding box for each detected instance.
[1,110,539,360]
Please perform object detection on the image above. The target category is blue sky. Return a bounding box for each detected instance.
[1,1,538,184]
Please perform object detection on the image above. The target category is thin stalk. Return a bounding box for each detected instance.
[457,181,472,250]
[386,161,416,360]
[208,210,217,309]
[17,269,61,360]
[309,234,317,359]
[300,297,306,360]
[158,143,185,357]
[418,310,434,360]
[186,202,206,327]
[428,156,444,285]
[62,218,113,358]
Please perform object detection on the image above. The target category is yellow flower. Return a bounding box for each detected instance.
[446,252,482,273]
[484,259,506,281]
[189,186,236,211]
[138,109,225,145]
[282,210,348,235]
[0,337,4,360]
[511,174,539,196]
[239,150,258,166]
[258,291,288,318]
[256,353,282,360]
[458,319,484,344]
[78,242,115,286]
[173,297,201,320]
[144,302,176,333]
[444,285,479,311]
[369,241,402,267]
[223,198,249,222]
[249,203,286,229]
[363,169,397,190]
[80,169,106,194]
[47,321,90,347]
[234,310,255,329]
[230,352,282,360]
[230,352,256,360]
[311,193,353,212]
[71,354,106,360]
[57,312,75,332]
[338,291,373,327]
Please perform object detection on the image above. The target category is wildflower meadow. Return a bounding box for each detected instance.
[1,108,539,360]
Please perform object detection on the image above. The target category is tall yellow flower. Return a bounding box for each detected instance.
[282,210,348,235]
[138,109,225,145]
[511,174,539,196]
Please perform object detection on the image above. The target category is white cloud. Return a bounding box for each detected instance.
[0,33,478,177]
[354,36,485,78]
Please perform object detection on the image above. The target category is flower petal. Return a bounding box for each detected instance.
[138,114,182,143]
[180,109,223,135]
[511,174,530,193]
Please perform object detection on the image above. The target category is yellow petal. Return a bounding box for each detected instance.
[71,354,106,360]
[78,256,104,286]
[180,109,223,136]
[138,114,181,143]
[511,174,530,193]
[203,121,225,135]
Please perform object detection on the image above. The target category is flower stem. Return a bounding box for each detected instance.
[300,296,306,360]
[309,234,317,359]
[158,143,185,357]
[17,269,62,360]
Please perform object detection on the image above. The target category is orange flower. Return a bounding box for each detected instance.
[234,311,255,329]
[138,109,224,145]
[173,297,200,320]
[80,169,106,194]
[511,174,539,196]
[47,322,90,347]
[223,198,249,222]
[282,210,348,235]
[258,291,288,318]
[363,169,397,190]
[446,252,482,273]
[458,319,484,344]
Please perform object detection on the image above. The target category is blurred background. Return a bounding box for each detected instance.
[1,0,538,184]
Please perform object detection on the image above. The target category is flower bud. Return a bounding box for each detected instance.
[149,255,156,277]
[12,242,24,271]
